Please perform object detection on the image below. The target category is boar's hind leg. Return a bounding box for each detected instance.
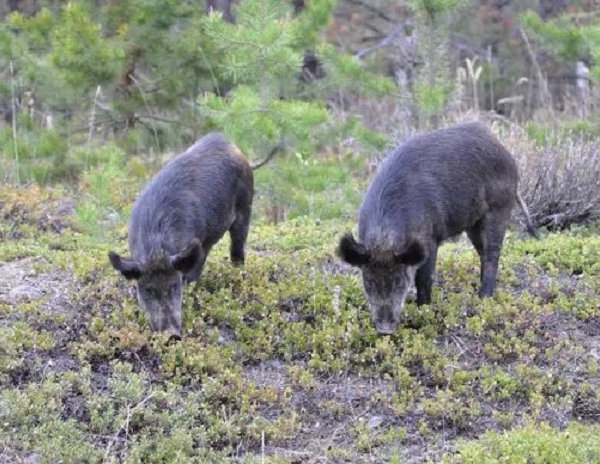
[229,218,249,266]
[467,220,485,285]
[229,194,252,266]
[477,209,511,298]
[415,245,438,306]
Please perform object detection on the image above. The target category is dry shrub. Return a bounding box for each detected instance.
[328,94,600,232]
[495,122,600,231]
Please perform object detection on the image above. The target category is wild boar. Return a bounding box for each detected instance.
[108,133,283,339]
[336,122,537,335]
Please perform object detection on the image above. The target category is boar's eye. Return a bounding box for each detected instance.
[140,285,154,297]
[363,277,375,293]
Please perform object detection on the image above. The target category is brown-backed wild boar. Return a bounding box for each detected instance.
[108,133,283,339]
[336,122,537,335]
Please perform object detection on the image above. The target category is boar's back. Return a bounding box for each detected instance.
[128,133,253,262]
[360,123,519,241]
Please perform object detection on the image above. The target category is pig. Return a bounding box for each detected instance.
[336,122,537,335]
[108,133,283,339]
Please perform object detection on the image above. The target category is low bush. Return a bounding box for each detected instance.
[496,121,600,231]
[449,421,600,464]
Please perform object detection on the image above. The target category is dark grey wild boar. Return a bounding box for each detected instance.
[108,133,283,339]
[336,122,537,335]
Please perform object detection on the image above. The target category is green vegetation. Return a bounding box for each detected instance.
[1,185,600,462]
[521,8,600,79]
[406,0,470,128]
[450,422,600,463]
[0,0,392,219]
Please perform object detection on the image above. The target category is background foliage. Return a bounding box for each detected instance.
[1,0,599,226]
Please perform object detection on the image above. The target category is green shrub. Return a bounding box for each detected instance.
[74,145,132,241]
[448,421,600,464]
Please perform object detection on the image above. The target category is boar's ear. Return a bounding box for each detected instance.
[395,241,425,266]
[336,233,370,267]
[170,239,201,273]
[108,252,142,280]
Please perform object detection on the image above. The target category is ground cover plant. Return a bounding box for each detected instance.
[1,182,600,463]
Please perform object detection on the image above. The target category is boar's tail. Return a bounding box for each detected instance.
[516,191,539,239]
[250,138,287,170]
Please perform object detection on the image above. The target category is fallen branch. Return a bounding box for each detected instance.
[104,392,155,460]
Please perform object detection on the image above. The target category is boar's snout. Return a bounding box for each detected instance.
[149,319,182,340]
[375,322,397,336]
[147,314,182,339]
[168,332,182,343]
[161,323,182,340]
[370,305,401,336]
[361,265,416,336]
[137,281,184,339]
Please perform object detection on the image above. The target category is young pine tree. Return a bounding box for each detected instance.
[406,0,470,129]
[199,0,395,220]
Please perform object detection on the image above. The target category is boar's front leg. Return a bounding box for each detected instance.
[415,244,438,306]
[186,247,208,312]
[229,216,250,266]
[183,247,207,284]
[467,220,485,287]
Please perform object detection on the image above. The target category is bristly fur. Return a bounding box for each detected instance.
[125,132,254,270]
[144,253,172,272]
[349,122,535,317]
[363,226,401,264]
[108,132,256,338]
[170,239,201,273]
